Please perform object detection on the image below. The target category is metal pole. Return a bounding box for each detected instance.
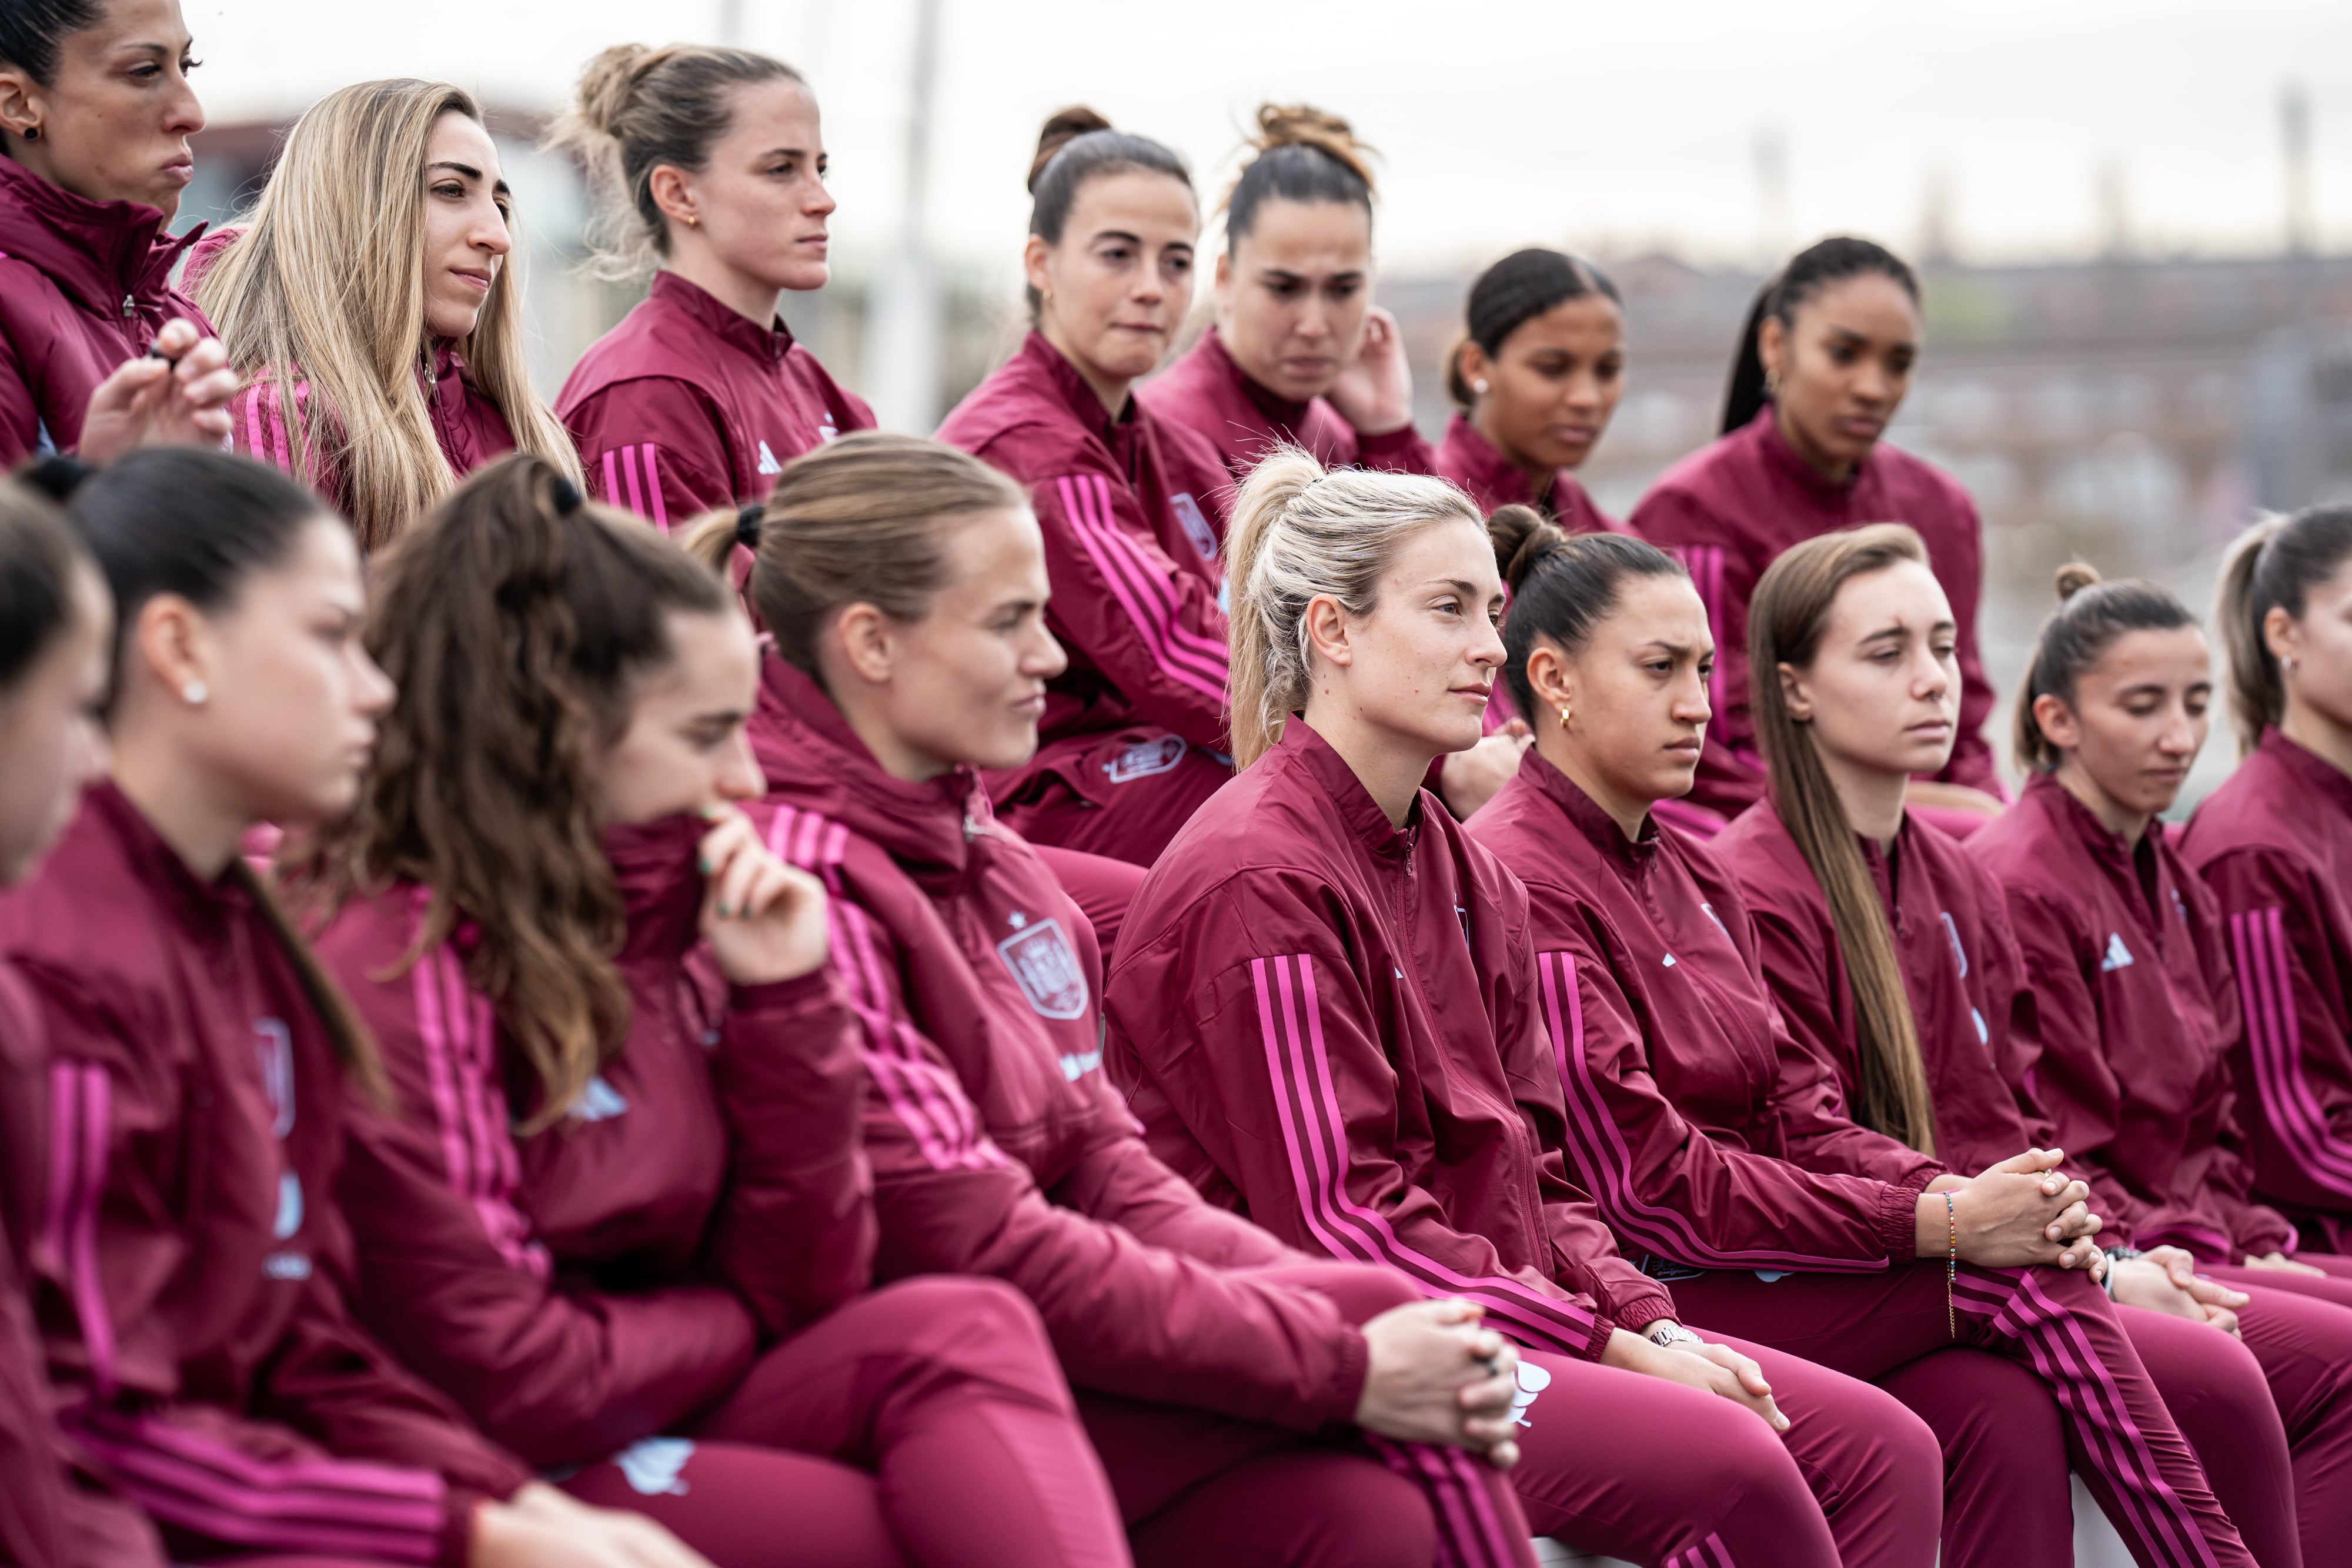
[863,0,944,432]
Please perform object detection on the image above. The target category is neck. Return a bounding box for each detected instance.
[1298,701,1434,830]
[1472,404,1553,504]
[1818,745,1909,849]
[663,254,783,333]
[107,728,249,881]
[2282,693,2352,783]
[828,681,951,785]
[1040,318,1132,418]
[2052,760,2152,847]
[1772,401,1856,484]
[1536,731,1649,841]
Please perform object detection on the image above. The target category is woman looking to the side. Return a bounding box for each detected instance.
[1105,450,1953,1567]
[704,430,1540,1568]
[1629,237,2002,835]
[1139,102,1429,481]
[0,448,715,1568]
[196,78,580,550]
[553,44,871,527]
[0,0,236,464]
[306,454,1134,1568]
[1464,514,2259,1568]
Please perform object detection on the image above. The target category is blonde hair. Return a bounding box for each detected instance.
[1225,447,1484,767]
[545,43,806,280]
[1748,523,1938,1155]
[197,79,581,551]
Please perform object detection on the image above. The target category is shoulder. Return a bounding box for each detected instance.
[1147,407,1236,497]
[1711,804,1818,917]
[934,357,1075,462]
[782,344,874,428]
[1628,438,1746,540]
[1120,773,1359,965]
[1867,439,1976,516]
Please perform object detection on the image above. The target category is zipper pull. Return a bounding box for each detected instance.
[121,292,135,319]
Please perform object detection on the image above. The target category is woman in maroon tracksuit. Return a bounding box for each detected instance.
[1107,452,1950,1567]
[1970,564,2352,1557]
[0,448,713,1568]
[193,80,580,551]
[701,430,1538,1568]
[1629,238,2002,838]
[0,475,166,1567]
[306,454,1130,1568]
[935,110,1239,868]
[1138,103,1432,483]
[0,0,238,465]
[553,44,873,526]
[2183,506,2352,1261]
[1462,515,2260,1568]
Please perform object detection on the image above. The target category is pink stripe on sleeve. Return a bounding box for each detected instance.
[643,444,668,532]
[1053,474,1230,707]
[600,448,620,506]
[621,444,646,517]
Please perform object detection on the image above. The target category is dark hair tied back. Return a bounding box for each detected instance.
[1722,235,1920,436]
[1025,106,1192,320]
[1487,504,1686,721]
[0,477,95,693]
[2012,562,2197,775]
[1225,103,1375,253]
[0,0,98,85]
[2216,503,2352,755]
[1447,249,1621,409]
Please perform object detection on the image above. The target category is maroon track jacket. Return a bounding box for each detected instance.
[1105,721,1678,1359]
[1137,325,1435,486]
[1431,414,1615,537]
[1970,775,2293,1262]
[558,270,874,529]
[0,784,529,1567]
[314,815,870,1468]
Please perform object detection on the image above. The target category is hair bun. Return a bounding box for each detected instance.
[1250,102,1374,189]
[1488,503,1565,591]
[2053,561,2102,602]
[16,456,93,505]
[571,43,658,138]
[1030,106,1112,194]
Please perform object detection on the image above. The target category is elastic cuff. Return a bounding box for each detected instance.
[1608,1293,1677,1338]
[443,1488,489,1568]
[1879,1172,1938,1263]
[729,967,838,1014]
[1327,1325,1371,1426]
[1568,1312,1617,1363]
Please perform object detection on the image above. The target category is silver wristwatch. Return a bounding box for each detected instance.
[1645,1320,1703,1350]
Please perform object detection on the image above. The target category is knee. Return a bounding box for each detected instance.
[861,1276,1064,1375]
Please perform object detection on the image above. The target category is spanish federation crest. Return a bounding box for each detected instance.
[1104,735,1187,785]
[997,914,1090,1021]
[1170,492,1218,561]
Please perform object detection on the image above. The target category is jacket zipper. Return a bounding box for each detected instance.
[121,292,135,319]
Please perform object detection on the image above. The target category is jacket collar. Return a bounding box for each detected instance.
[1441,412,1581,516]
[602,814,707,965]
[1020,329,1135,443]
[750,655,985,875]
[2262,726,2352,821]
[1520,747,1660,875]
[1740,405,1868,504]
[1199,325,1313,435]
[2022,768,2167,876]
[1279,718,1422,864]
[0,155,201,321]
[652,269,796,366]
[82,777,250,944]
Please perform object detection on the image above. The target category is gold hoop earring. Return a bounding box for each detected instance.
[1558,706,1571,728]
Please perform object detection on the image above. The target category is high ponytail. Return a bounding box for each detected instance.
[312,454,731,1128]
[2215,504,2352,757]
[2012,561,2196,775]
[1721,236,1920,436]
[1226,447,1485,767]
[1749,523,1939,1155]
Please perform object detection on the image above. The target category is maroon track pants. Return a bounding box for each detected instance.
[2190,1260,2352,1568]
[1672,1262,2256,1568]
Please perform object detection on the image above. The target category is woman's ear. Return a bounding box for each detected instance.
[1758,314,1789,387]
[2263,603,2303,667]
[830,601,896,687]
[646,163,700,233]
[2032,691,2083,753]
[131,595,213,708]
[1457,340,1494,400]
[1523,639,1573,721]
[1299,592,1354,673]
[1777,660,1813,723]
[1022,235,1054,307]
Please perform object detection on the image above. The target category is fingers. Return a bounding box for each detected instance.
[151,319,201,358]
[2183,1275,2250,1310]
[2046,1199,2099,1240]
[1989,1147,2064,1175]
[2203,1306,2242,1338]
[1484,1437,1520,1471]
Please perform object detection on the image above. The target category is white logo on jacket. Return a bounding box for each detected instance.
[998,913,1090,1022]
[1170,492,1217,561]
[756,440,782,475]
[2102,933,2135,972]
[1104,735,1187,785]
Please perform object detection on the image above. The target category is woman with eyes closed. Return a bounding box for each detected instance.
[0,0,239,466]
[195,78,581,551]
[1630,238,2003,838]
[553,44,873,527]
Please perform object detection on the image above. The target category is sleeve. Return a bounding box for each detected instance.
[1938,495,2002,795]
[0,325,37,468]
[1527,903,1927,1275]
[564,377,739,529]
[224,378,351,522]
[2184,928,2298,1256]
[332,952,758,1468]
[1352,422,1439,476]
[837,893,1370,1431]
[704,968,877,1336]
[1108,873,1621,1361]
[2199,847,2352,1207]
[1625,487,1768,817]
[1762,994,1945,1187]
[1020,446,1233,751]
[1049,1124,1299,1271]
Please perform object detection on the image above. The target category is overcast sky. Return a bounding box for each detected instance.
[183,0,2352,276]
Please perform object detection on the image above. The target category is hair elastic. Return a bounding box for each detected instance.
[550,479,584,516]
[736,504,763,549]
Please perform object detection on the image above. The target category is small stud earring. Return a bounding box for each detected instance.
[2284,654,2299,674]
[181,680,208,706]
[1472,378,1490,396]
[1764,368,1780,396]
[22,126,39,142]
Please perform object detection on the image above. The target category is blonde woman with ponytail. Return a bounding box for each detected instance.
[551,44,871,529]
[1107,450,1949,1567]
[195,79,579,551]
[1710,523,2280,1568]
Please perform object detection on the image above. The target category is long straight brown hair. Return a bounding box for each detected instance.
[1748,523,1938,1154]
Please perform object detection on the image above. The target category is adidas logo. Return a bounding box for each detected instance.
[2101,932,2134,972]
[756,439,782,475]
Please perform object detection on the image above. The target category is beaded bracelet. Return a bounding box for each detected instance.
[1945,1192,1959,1339]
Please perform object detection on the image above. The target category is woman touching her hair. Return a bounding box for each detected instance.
[1139,102,1431,481]
[553,44,871,526]
[1630,238,2002,835]
[699,431,1538,1568]
[1465,514,2263,1568]
[196,78,580,551]
[1972,564,2352,1562]
[1105,451,1949,1568]
[305,454,1130,1568]
[0,449,706,1568]
[0,0,236,465]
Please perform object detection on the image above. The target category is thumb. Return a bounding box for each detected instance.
[1989,1148,2062,1176]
